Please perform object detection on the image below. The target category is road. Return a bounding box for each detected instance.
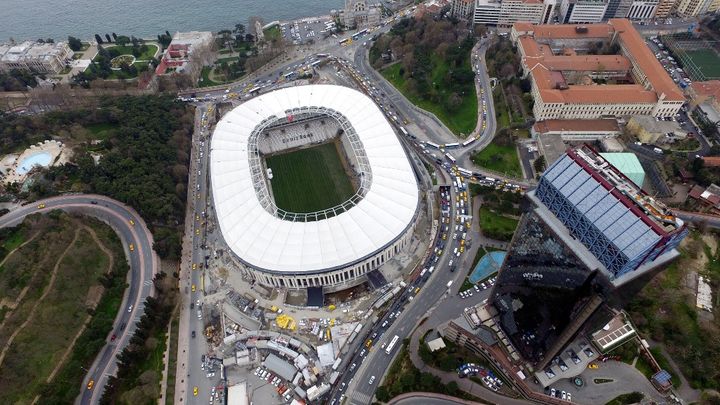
[0,194,158,405]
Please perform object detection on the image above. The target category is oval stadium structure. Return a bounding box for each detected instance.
[210,85,420,291]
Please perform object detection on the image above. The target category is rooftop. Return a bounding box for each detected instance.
[514,19,685,105]
[690,80,720,101]
[533,119,620,133]
[599,152,645,188]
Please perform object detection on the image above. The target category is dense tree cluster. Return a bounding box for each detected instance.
[0,69,42,91]
[485,37,521,80]
[0,95,193,260]
[370,16,476,112]
[67,36,83,51]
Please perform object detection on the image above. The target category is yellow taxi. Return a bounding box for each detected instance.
[128,219,135,226]
[37,203,46,209]
[129,243,135,252]
[192,263,197,270]
[588,363,599,369]
[459,246,465,253]
[87,380,94,390]
[191,284,196,292]
[196,214,200,221]
[365,339,373,348]
[193,386,198,396]
[195,228,200,235]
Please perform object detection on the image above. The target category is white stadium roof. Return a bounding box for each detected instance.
[211,85,419,274]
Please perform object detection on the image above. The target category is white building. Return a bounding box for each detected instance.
[210,85,420,292]
[451,0,476,18]
[627,0,659,19]
[559,0,609,22]
[675,0,714,16]
[0,41,73,74]
[474,0,556,25]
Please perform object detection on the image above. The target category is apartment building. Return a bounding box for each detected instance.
[603,0,633,19]
[653,0,677,16]
[0,41,73,74]
[474,0,556,25]
[627,0,659,19]
[560,0,610,22]
[675,0,714,16]
[450,0,475,18]
[513,19,685,120]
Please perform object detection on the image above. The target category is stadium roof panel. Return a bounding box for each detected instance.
[211,85,419,274]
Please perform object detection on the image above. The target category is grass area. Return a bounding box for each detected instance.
[106,44,158,61]
[381,56,478,135]
[635,355,654,378]
[493,87,511,129]
[478,207,518,241]
[218,49,233,54]
[165,311,180,405]
[266,142,355,213]
[650,347,681,387]
[471,141,522,178]
[606,392,644,405]
[263,25,282,43]
[0,213,127,404]
[199,66,222,87]
[684,49,720,79]
[86,122,117,140]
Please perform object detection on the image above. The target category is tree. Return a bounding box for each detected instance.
[112,32,117,41]
[446,381,459,395]
[375,386,390,402]
[105,33,112,43]
[67,36,83,51]
[115,35,131,46]
[94,34,103,44]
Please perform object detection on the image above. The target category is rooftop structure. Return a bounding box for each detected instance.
[211,85,419,291]
[155,31,212,75]
[599,152,645,187]
[263,353,298,381]
[590,312,636,351]
[532,118,621,140]
[512,19,685,120]
[0,41,73,74]
[472,0,556,26]
[490,144,687,367]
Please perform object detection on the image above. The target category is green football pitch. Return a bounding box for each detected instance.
[684,49,720,79]
[266,142,356,213]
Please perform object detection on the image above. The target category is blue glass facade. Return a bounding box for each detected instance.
[535,154,686,279]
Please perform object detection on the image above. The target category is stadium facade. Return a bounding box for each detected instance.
[210,85,420,292]
[489,145,687,369]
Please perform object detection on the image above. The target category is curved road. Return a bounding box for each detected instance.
[0,194,158,405]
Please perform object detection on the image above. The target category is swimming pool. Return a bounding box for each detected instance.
[468,251,506,284]
[16,151,53,175]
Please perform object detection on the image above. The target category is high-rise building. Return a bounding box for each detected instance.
[450,0,476,19]
[473,0,557,25]
[627,0,659,19]
[603,0,633,19]
[559,0,610,22]
[653,0,677,17]
[675,0,714,16]
[489,145,687,368]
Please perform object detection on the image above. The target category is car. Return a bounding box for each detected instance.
[368,376,376,385]
[110,334,116,341]
[193,386,199,396]
[128,305,133,313]
[192,284,196,292]
[37,203,46,209]
[588,363,598,369]
[192,330,196,338]
[128,219,135,226]
[567,392,572,402]
[550,388,556,397]
[562,391,567,400]
[87,379,95,390]
[129,243,134,251]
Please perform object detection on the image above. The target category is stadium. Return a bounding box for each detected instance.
[210,85,420,292]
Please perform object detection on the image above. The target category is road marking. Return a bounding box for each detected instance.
[350,390,372,405]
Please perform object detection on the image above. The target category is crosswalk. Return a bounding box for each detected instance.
[143,280,153,286]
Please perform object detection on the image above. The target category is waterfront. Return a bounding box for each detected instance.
[0,0,343,42]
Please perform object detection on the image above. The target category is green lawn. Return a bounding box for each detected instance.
[471,142,521,177]
[381,55,478,136]
[266,142,355,213]
[263,26,282,43]
[86,122,117,140]
[684,49,720,79]
[478,207,518,241]
[107,44,158,60]
[199,66,222,87]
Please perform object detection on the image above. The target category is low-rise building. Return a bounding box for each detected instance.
[532,119,621,140]
[155,31,213,76]
[514,19,685,121]
[340,0,382,29]
[0,41,73,74]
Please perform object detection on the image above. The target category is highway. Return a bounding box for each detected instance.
[0,194,158,405]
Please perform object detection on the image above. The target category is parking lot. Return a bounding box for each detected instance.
[281,18,334,45]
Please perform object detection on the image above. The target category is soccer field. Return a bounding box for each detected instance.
[266,142,355,213]
[684,49,720,79]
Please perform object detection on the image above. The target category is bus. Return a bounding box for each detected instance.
[247,87,262,96]
[425,142,440,149]
[386,335,400,355]
[445,142,460,149]
[310,60,321,68]
[399,126,409,136]
[462,138,477,147]
[352,28,369,40]
[457,167,473,177]
[316,53,329,58]
[339,38,352,46]
[445,153,457,163]
[284,71,297,79]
